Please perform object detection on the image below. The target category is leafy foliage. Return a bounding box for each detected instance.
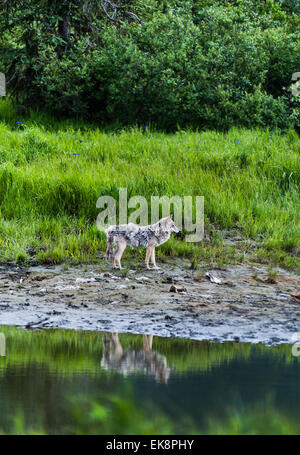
[0,0,299,130]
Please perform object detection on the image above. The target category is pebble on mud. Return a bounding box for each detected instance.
[205,272,222,285]
[256,275,277,284]
[169,285,187,293]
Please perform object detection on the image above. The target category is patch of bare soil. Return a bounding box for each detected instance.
[0,259,299,344]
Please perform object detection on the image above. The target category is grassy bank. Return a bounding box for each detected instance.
[0,326,296,377]
[0,99,299,269]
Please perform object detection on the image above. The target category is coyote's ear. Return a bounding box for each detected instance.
[161,218,168,228]
[170,214,173,220]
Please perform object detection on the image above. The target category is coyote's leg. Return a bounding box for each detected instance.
[146,244,158,269]
[111,333,123,360]
[111,243,116,266]
[102,333,111,359]
[151,247,160,269]
[108,236,116,266]
[143,334,153,352]
[145,245,154,269]
[112,244,117,268]
[114,238,127,269]
[148,334,153,349]
[105,237,113,261]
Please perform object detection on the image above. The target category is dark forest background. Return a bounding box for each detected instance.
[0,0,299,130]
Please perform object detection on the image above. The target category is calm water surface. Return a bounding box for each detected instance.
[0,326,299,434]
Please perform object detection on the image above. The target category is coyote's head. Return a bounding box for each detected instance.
[160,215,180,233]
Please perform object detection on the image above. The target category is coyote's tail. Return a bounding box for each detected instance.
[105,234,113,261]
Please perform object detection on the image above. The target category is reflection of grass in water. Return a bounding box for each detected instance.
[148,338,252,372]
[3,395,300,435]
[1,326,300,435]
[0,326,298,377]
[65,397,300,435]
[67,391,178,435]
[3,390,182,435]
[0,326,104,374]
[208,400,300,435]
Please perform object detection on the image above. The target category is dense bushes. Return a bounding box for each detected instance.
[0,0,299,130]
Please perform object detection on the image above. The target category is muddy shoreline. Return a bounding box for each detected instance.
[0,260,299,345]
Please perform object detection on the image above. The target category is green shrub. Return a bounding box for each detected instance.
[1,1,299,131]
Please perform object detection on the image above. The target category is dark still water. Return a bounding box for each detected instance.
[0,326,300,434]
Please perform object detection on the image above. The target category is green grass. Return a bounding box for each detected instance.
[0,98,299,269]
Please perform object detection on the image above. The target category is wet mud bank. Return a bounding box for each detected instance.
[0,260,299,345]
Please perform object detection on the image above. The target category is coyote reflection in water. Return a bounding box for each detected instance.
[0,333,5,356]
[101,333,171,384]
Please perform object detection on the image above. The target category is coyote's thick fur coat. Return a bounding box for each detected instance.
[105,216,179,269]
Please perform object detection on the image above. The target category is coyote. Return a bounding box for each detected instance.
[101,333,171,384]
[105,216,179,269]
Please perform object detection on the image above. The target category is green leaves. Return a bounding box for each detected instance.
[0,1,299,130]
